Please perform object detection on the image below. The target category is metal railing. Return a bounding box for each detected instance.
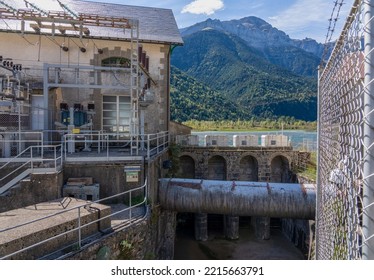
[0,131,43,159]
[62,131,169,160]
[0,179,148,260]
[146,131,169,159]
[0,144,63,194]
[317,0,374,259]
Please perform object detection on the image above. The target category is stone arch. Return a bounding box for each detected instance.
[179,155,196,179]
[101,56,131,67]
[208,155,227,180]
[90,47,132,66]
[239,155,259,181]
[268,153,292,168]
[270,155,290,183]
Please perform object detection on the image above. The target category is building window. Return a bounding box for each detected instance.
[102,95,131,132]
[101,57,131,68]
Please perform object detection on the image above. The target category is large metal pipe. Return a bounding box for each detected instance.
[159,179,316,219]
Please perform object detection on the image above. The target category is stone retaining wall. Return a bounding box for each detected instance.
[66,208,177,260]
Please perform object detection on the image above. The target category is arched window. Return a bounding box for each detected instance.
[179,155,195,179]
[239,155,259,181]
[101,57,131,68]
[208,155,227,180]
[271,156,290,183]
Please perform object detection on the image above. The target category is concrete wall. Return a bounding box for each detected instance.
[0,172,63,213]
[169,121,192,143]
[282,218,312,257]
[63,161,145,201]
[146,152,170,204]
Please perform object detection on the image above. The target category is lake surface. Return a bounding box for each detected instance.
[192,130,317,150]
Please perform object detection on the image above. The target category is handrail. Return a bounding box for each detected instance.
[0,179,148,260]
[0,145,63,191]
[0,131,43,157]
[0,160,31,183]
[62,131,169,159]
[0,145,33,170]
[0,144,61,169]
[54,206,150,260]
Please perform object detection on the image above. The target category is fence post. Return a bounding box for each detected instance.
[157,134,159,153]
[30,146,34,170]
[54,145,57,171]
[129,191,132,223]
[78,207,82,249]
[315,65,322,259]
[41,132,44,158]
[363,0,374,260]
[107,135,109,160]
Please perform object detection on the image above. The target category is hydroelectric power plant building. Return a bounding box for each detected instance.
[0,0,315,260]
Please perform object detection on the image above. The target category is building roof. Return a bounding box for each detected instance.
[0,0,183,45]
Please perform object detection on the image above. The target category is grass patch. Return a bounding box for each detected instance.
[297,152,317,182]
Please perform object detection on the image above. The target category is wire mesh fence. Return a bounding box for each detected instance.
[317,0,374,259]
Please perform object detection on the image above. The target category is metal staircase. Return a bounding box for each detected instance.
[0,168,32,194]
[0,145,62,195]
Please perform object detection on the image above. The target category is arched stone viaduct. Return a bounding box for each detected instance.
[168,146,313,245]
[177,146,310,183]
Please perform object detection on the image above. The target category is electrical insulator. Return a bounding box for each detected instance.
[13,64,22,71]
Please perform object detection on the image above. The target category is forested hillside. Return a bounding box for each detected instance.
[170,66,252,122]
[171,28,318,121]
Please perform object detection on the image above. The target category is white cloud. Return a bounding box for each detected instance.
[267,0,353,42]
[181,0,224,16]
[268,0,330,30]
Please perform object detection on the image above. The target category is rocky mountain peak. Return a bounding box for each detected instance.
[180,17,326,58]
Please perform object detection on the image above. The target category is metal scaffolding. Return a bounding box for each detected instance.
[0,1,142,143]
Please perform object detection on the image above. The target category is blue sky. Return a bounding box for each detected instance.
[91,0,355,43]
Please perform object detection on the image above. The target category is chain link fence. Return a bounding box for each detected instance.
[317,0,374,259]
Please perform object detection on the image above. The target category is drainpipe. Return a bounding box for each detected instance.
[166,45,171,134]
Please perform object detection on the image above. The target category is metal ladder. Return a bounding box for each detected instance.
[130,20,140,156]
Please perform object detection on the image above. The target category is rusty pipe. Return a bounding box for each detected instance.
[159,179,316,219]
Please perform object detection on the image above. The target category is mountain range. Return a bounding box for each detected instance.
[170,16,330,122]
